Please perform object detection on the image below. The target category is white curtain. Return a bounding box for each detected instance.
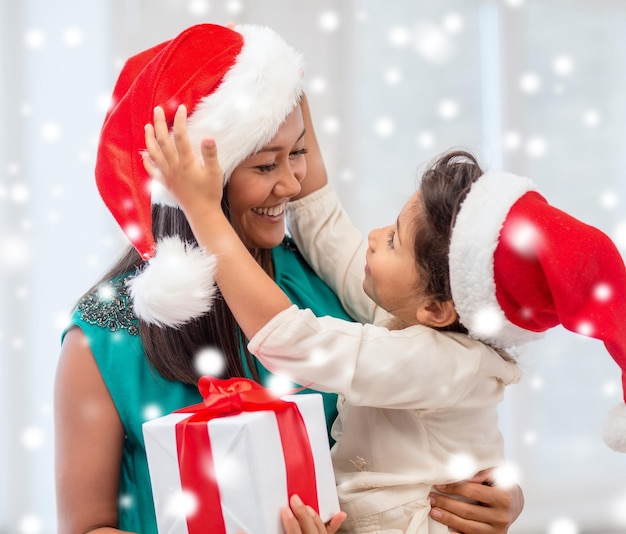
[1,1,625,532]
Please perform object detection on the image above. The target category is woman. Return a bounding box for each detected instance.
[55,23,523,534]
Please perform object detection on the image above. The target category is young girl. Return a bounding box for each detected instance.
[145,103,626,532]
[144,104,521,533]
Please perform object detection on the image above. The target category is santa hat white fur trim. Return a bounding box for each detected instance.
[602,403,626,452]
[126,236,218,327]
[449,170,543,349]
[188,25,303,178]
[151,25,304,206]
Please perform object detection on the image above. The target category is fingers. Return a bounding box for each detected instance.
[325,511,347,533]
[280,494,340,534]
[429,482,514,534]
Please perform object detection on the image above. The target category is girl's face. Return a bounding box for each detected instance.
[226,105,306,249]
[364,192,426,327]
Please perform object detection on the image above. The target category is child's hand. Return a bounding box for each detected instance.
[143,104,224,221]
[281,494,347,534]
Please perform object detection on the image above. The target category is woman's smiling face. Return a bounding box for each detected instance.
[226,105,306,249]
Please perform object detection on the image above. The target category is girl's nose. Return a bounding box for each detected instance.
[368,228,380,251]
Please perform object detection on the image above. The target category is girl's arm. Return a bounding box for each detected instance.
[288,94,383,324]
[144,105,292,340]
[55,328,133,534]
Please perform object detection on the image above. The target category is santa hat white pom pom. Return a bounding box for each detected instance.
[601,403,626,452]
[127,236,218,327]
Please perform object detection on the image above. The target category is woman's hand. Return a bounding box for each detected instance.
[281,495,347,534]
[234,495,346,534]
[428,469,524,534]
[143,104,225,222]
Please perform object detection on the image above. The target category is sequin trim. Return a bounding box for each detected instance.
[281,236,299,253]
[77,277,139,336]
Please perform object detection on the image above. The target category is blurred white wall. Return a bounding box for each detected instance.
[1,1,625,532]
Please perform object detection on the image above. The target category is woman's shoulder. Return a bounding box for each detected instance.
[70,272,139,337]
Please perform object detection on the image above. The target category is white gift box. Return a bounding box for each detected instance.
[143,391,340,534]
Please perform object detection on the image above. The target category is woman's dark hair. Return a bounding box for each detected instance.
[82,191,263,385]
[412,149,484,334]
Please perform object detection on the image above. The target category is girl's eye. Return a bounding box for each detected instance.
[289,147,309,158]
[387,229,395,249]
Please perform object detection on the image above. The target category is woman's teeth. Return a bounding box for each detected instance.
[252,204,285,217]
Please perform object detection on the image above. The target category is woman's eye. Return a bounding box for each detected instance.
[257,163,277,173]
[290,147,309,158]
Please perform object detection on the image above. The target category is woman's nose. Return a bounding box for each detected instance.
[275,162,302,198]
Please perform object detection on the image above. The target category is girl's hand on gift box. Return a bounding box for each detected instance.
[281,494,347,534]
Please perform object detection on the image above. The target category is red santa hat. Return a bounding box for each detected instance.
[449,170,626,452]
[95,23,304,327]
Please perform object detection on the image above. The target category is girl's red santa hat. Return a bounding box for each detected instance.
[449,171,626,452]
[95,23,304,327]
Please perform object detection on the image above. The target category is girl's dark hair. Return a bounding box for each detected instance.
[412,149,484,334]
[83,191,262,385]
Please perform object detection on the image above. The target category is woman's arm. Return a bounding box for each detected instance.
[429,469,524,534]
[292,93,328,200]
[288,94,382,324]
[55,327,132,534]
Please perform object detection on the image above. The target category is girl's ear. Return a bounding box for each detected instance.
[416,299,458,328]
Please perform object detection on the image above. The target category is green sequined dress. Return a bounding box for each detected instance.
[63,238,353,534]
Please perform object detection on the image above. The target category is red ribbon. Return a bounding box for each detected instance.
[174,376,320,533]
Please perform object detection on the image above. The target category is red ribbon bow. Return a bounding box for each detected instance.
[174,376,319,533]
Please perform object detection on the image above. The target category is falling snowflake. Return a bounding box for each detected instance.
[442,13,464,34]
[119,494,134,509]
[503,219,542,256]
[318,10,340,32]
[583,109,601,127]
[214,455,243,488]
[267,374,294,396]
[526,136,547,157]
[438,99,458,120]
[547,517,579,534]
[388,26,411,48]
[21,426,44,450]
[553,55,574,76]
[492,462,521,488]
[10,183,30,204]
[322,116,341,135]
[143,403,163,421]
[530,375,544,390]
[416,131,434,149]
[165,489,198,518]
[373,116,395,137]
[194,347,226,376]
[575,321,594,337]
[470,306,504,337]
[225,0,243,15]
[0,234,30,269]
[446,453,477,480]
[62,27,83,47]
[188,0,210,17]
[308,76,327,94]
[503,131,522,150]
[610,490,626,526]
[18,515,42,534]
[24,29,45,49]
[414,23,453,63]
[41,122,62,142]
[520,72,541,93]
[384,68,402,85]
[593,282,612,302]
[600,190,619,210]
